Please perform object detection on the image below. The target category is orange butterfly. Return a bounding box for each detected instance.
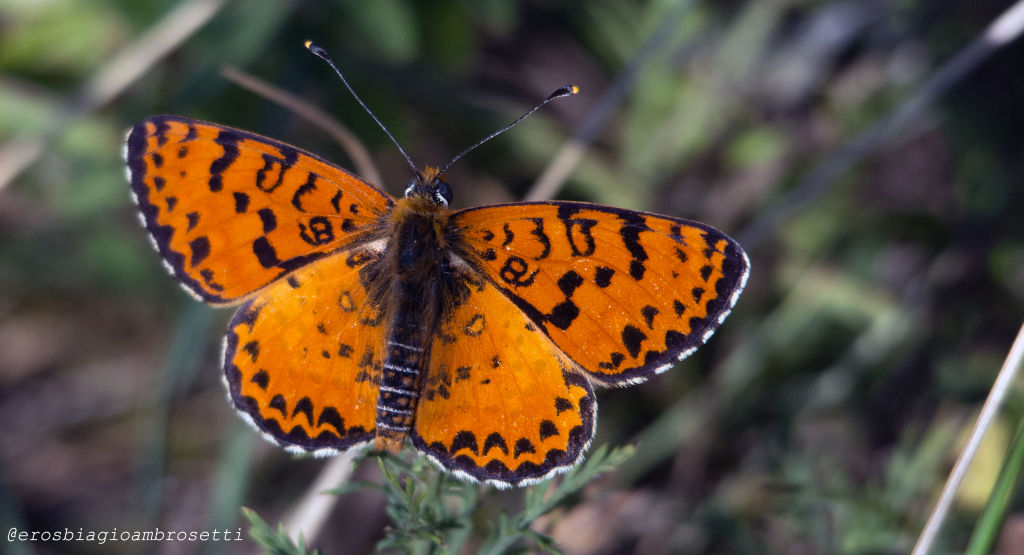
[125,43,748,487]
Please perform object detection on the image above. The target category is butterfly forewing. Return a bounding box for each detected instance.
[451,201,750,385]
[126,115,394,304]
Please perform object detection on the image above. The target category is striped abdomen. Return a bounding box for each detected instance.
[373,271,435,452]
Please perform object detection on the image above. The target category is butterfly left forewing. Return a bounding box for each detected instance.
[126,115,394,304]
[450,202,749,386]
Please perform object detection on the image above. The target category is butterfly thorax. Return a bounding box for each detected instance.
[373,187,457,453]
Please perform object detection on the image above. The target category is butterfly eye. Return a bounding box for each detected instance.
[433,179,453,206]
[403,179,418,198]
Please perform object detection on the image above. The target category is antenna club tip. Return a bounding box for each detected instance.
[548,85,580,100]
[304,40,314,49]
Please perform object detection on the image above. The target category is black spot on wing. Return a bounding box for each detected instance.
[200,272,224,295]
[317,406,346,435]
[641,305,659,329]
[554,397,572,414]
[209,130,240,192]
[269,394,287,417]
[255,147,298,193]
[514,438,536,458]
[233,192,250,213]
[242,340,259,362]
[675,247,688,264]
[463,314,486,337]
[483,433,509,456]
[594,266,614,287]
[251,370,269,390]
[237,304,261,329]
[450,431,479,455]
[338,291,356,312]
[539,420,559,441]
[557,270,584,297]
[527,217,551,260]
[252,237,280,268]
[692,287,705,303]
[292,397,314,426]
[153,119,171,146]
[182,123,197,142]
[622,325,646,359]
[292,173,318,211]
[619,213,650,280]
[547,301,580,331]
[502,223,514,246]
[599,352,625,370]
[188,236,210,267]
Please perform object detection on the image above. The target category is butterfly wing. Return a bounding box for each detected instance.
[449,202,749,386]
[125,115,394,304]
[224,245,386,452]
[411,275,596,487]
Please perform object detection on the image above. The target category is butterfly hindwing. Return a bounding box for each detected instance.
[126,115,394,304]
[224,245,387,453]
[411,275,596,487]
[451,201,750,386]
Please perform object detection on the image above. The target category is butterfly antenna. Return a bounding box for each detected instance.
[438,85,580,177]
[305,41,419,175]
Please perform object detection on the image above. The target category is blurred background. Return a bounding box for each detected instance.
[2,0,1023,553]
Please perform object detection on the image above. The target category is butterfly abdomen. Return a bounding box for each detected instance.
[373,197,454,452]
[375,305,426,452]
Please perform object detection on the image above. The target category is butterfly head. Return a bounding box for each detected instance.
[404,165,453,207]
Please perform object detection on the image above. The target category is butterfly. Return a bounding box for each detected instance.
[125,43,749,488]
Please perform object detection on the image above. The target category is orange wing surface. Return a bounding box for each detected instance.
[450,202,749,386]
[411,278,598,487]
[125,115,394,304]
[224,245,387,452]
[411,275,595,486]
